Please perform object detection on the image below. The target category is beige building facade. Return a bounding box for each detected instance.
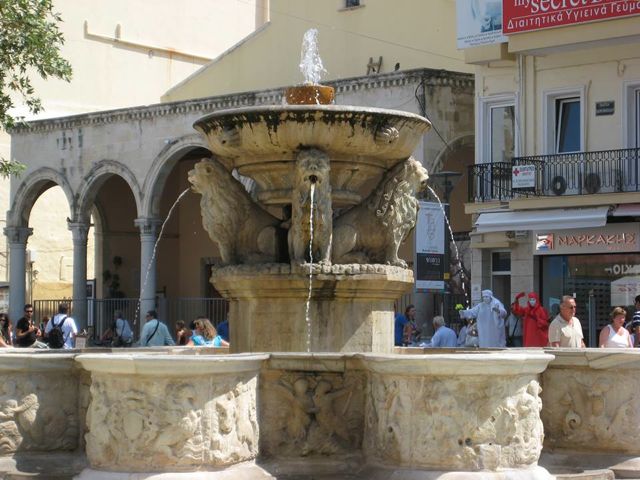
[1,0,266,304]
[462,4,640,346]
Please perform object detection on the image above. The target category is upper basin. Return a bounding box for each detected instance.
[194,104,431,206]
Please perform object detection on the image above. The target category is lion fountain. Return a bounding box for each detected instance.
[188,98,432,354]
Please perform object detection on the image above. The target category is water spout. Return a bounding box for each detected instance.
[299,28,326,85]
[304,183,316,352]
[134,188,190,327]
[427,186,470,309]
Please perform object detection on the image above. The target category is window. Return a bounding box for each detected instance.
[490,105,515,163]
[491,251,511,305]
[480,96,516,164]
[555,97,581,153]
[544,87,584,154]
[345,0,360,6]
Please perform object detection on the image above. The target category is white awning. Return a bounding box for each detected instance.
[475,206,609,233]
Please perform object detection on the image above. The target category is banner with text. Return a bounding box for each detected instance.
[457,0,507,48]
[503,0,640,34]
[415,201,446,292]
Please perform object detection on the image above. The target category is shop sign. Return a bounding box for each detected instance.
[534,223,640,255]
[457,0,507,48]
[595,100,615,116]
[503,0,640,35]
[415,201,445,291]
[512,164,536,188]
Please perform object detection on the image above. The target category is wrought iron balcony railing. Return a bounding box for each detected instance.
[468,147,640,203]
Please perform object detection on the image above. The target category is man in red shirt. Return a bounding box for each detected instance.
[511,292,549,347]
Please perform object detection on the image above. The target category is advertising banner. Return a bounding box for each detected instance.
[457,0,507,48]
[415,202,446,292]
[503,0,640,35]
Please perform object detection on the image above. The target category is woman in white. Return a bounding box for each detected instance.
[599,307,633,348]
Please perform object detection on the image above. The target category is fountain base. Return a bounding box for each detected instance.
[211,264,413,353]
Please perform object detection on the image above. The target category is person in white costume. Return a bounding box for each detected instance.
[459,289,507,348]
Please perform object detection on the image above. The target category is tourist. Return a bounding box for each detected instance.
[217,318,229,342]
[175,320,192,346]
[511,292,548,347]
[111,311,133,347]
[139,310,175,347]
[402,305,420,346]
[457,318,469,347]
[629,295,640,347]
[187,318,229,347]
[45,303,78,349]
[0,313,13,346]
[394,304,408,347]
[599,307,633,348]
[15,304,48,348]
[421,316,457,348]
[548,296,585,348]
[459,290,507,348]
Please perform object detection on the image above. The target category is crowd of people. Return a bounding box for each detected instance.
[0,303,230,350]
[394,293,640,350]
[2,294,639,350]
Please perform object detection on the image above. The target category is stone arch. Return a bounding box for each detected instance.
[432,133,475,174]
[77,160,143,223]
[142,133,211,218]
[9,167,75,227]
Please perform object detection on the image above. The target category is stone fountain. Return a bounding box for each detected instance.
[0,32,561,480]
[189,102,430,353]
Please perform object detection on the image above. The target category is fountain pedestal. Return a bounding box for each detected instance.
[213,265,413,353]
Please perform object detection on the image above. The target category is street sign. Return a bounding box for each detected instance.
[512,164,536,189]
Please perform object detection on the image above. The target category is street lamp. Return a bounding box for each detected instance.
[428,170,463,320]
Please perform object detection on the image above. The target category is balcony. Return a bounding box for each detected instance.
[468,147,640,203]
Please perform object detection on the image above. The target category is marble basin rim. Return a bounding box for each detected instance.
[194,104,431,207]
[0,352,76,372]
[361,351,555,376]
[76,352,268,376]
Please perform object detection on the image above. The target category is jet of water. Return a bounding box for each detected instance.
[426,186,470,309]
[134,187,191,327]
[299,29,326,85]
[304,183,316,352]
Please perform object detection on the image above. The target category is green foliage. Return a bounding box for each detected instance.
[0,0,72,177]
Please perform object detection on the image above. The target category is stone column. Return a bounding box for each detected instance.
[134,217,160,335]
[4,226,33,322]
[69,222,91,331]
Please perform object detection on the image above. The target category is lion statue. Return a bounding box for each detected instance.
[188,158,282,265]
[288,149,332,265]
[332,157,429,267]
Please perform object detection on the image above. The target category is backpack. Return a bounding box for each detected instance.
[48,316,68,349]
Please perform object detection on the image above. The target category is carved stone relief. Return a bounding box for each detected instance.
[188,158,283,265]
[364,373,543,471]
[85,373,259,471]
[542,369,640,453]
[260,370,365,457]
[332,157,428,267]
[0,372,78,454]
[288,149,332,265]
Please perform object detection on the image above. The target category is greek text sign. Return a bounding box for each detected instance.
[415,201,446,291]
[512,164,536,188]
[503,0,640,34]
[534,223,640,255]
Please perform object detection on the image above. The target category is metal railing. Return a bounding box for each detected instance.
[33,297,229,343]
[468,147,640,202]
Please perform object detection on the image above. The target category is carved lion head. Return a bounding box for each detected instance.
[295,149,331,189]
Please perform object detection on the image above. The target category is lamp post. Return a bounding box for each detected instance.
[428,170,462,320]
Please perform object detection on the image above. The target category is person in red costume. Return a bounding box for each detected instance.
[511,292,549,347]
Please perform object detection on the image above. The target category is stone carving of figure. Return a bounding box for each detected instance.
[188,158,283,265]
[332,157,428,266]
[288,149,332,265]
[152,384,200,459]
